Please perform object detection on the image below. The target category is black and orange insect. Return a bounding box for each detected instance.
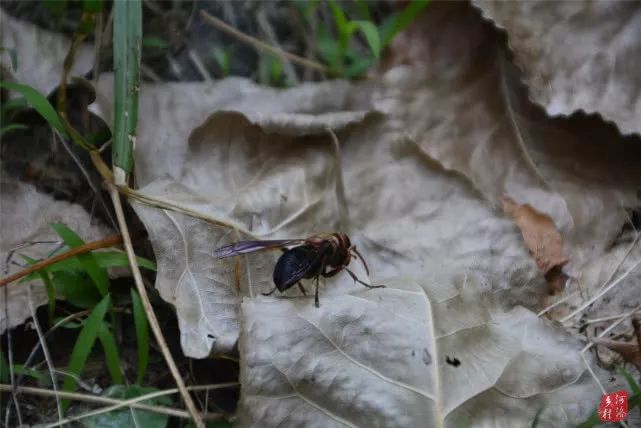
[214,232,385,307]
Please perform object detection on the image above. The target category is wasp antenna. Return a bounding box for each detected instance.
[351,246,370,276]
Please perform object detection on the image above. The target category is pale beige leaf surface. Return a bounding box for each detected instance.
[118,2,630,424]
[0,177,110,333]
[473,0,641,136]
[239,278,595,427]
[91,76,360,186]
[130,107,373,357]
[0,9,93,93]
[128,84,602,424]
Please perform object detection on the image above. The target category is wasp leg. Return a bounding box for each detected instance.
[351,246,370,275]
[262,286,278,296]
[314,276,320,308]
[322,266,342,278]
[297,282,307,296]
[345,268,385,289]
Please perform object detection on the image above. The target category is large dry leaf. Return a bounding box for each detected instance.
[0,10,99,332]
[127,81,603,424]
[130,108,373,357]
[113,2,629,424]
[91,76,360,186]
[0,9,93,93]
[239,278,595,427]
[0,177,109,333]
[473,0,641,136]
[382,2,641,312]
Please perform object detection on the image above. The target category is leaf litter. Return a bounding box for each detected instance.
[118,2,641,425]
[3,0,641,426]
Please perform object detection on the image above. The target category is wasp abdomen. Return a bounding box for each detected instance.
[273,245,321,292]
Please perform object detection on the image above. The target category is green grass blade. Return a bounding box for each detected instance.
[22,251,156,283]
[379,0,431,48]
[212,47,231,77]
[142,36,169,49]
[20,254,56,322]
[0,81,67,136]
[13,364,52,386]
[61,294,111,411]
[51,223,109,296]
[83,0,104,13]
[0,351,8,383]
[113,0,142,184]
[328,0,349,39]
[0,123,29,137]
[131,289,149,384]
[1,96,28,116]
[52,271,101,309]
[98,324,123,384]
[619,367,641,396]
[351,21,381,58]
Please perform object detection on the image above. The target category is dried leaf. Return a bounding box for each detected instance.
[594,338,641,370]
[381,1,641,308]
[502,197,568,275]
[473,0,641,136]
[0,177,110,333]
[0,9,93,94]
[239,279,596,427]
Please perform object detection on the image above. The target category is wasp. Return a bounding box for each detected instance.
[214,232,385,307]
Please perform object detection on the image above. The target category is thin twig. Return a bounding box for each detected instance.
[108,185,205,428]
[578,302,641,428]
[92,8,104,84]
[15,310,90,390]
[3,285,23,426]
[537,289,579,317]
[26,285,63,423]
[327,129,350,232]
[0,384,201,421]
[188,48,213,82]
[584,312,641,326]
[55,130,118,229]
[140,63,163,82]
[0,233,125,288]
[256,7,299,85]
[200,10,330,75]
[561,248,641,323]
[45,383,237,427]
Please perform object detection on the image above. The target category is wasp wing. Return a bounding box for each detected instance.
[214,239,306,259]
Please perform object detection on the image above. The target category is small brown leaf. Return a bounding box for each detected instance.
[594,338,641,370]
[502,197,569,275]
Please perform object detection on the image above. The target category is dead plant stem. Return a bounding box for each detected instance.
[107,185,205,428]
[0,234,125,288]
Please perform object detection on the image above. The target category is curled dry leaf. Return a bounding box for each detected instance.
[472,0,641,136]
[130,108,375,357]
[127,77,602,423]
[502,197,568,275]
[118,1,616,423]
[594,338,641,371]
[380,1,641,316]
[502,197,569,296]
